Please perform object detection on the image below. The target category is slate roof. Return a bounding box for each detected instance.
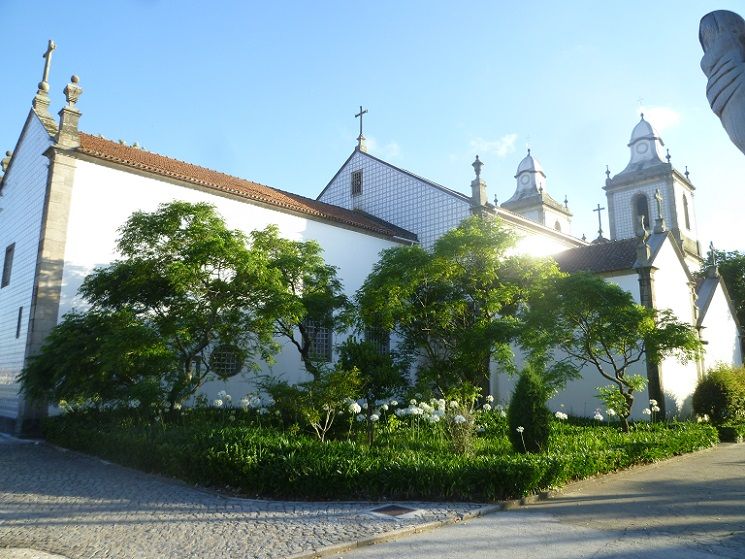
[76,133,418,242]
[553,237,640,274]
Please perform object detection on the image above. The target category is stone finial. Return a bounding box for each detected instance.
[470,155,487,210]
[1,151,11,173]
[581,233,587,242]
[64,75,83,108]
[685,165,690,180]
[493,193,498,206]
[666,148,671,163]
[636,215,652,264]
[56,76,83,148]
[564,195,569,209]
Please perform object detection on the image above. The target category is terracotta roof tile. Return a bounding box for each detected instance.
[76,133,417,242]
[553,237,639,274]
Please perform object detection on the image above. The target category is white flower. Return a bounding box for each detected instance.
[516,426,525,433]
[213,399,223,408]
[427,414,441,423]
[499,410,507,418]
[482,403,492,412]
[240,397,250,411]
[449,400,459,409]
[476,425,485,433]
[485,395,494,403]
[389,400,398,407]
[554,411,568,420]
[356,414,366,422]
[348,402,362,414]
[370,413,380,422]
[453,414,467,425]
[642,408,652,416]
[224,394,232,404]
[217,390,227,399]
[380,403,389,411]
[409,398,417,405]
[606,408,617,416]
[258,407,269,415]
[129,399,141,409]
[649,399,658,406]
[362,401,369,410]
[173,402,183,411]
[651,405,661,413]
[593,411,604,421]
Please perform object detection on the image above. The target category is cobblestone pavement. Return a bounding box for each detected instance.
[0,435,484,559]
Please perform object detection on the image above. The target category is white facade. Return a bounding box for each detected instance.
[0,115,53,420]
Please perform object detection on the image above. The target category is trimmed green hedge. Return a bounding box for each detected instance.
[42,413,718,502]
[693,365,745,423]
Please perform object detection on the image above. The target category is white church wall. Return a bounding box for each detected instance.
[650,240,700,415]
[0,115,53,418]
[319,151,472,249]
[700,282,743,372]
[543,208,571,234]
[60,158,403,397]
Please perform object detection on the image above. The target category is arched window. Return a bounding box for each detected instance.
[554,220,562,232]
[633,193,650,234]
[683,194,691,230]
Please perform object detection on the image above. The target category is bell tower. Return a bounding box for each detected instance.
[604,115,701,269]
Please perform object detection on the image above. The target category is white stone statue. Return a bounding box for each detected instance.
[700,10,745,156]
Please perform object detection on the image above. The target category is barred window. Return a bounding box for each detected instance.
[304,317,332,362]
[2,243,15,288]
[351,169,363,197]
[209,344,243,378]
[365,328,391,355]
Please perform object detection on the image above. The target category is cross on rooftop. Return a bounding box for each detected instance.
[593,203,606,238]
[38,39,56,92]
[355,105,368,148]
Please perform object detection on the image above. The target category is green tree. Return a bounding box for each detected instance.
[523,272,702,432]
[251,227,350,380]
[74,201,286,407]
[20,310,173,409]
[357,215,561,394]
[337,337,409,444]
[704,248,745,335]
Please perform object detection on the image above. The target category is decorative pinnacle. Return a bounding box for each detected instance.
[472,155,484,179]
[564,195,569,208]
[666,148,671,163]
[1,150,11,173]
[493,193,498,206]
[354,105,368,149]
[685,165,690,179]
[605,165,610,179]
[37,40,56,94]
[63,75,83,108]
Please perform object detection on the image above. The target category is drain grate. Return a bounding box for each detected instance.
[370,504,417,517]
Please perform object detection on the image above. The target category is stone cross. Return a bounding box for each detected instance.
[593,203,605,238]
[355,106,368,144]
[38,40,56,93]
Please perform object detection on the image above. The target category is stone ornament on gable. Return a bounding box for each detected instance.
[700,10,745,156]
[64,75,83,108]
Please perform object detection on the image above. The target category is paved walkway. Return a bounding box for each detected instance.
[2,435,744,559]
[337,443,745,558]
[0,435,483,559]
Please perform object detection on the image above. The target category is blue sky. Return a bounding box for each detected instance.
[2,0,744,250]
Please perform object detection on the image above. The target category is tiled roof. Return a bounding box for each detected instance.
[553,237,639,274]
[76,133,417,242]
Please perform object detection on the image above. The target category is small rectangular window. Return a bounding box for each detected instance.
[1,243,15,288]
[351,170,363,197]
[16,306,23,339]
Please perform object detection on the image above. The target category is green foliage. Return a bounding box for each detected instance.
[24,202,304,410]
[704,248,745,330]
[337,337,409,403]
[251,227,350,379]
[523,271,702,431]
[508,366,552,453]
[692,364,745,424]
[715,422,745,443]
[20,310,173,408]
[42,411,718,502]
[357,215,561,393]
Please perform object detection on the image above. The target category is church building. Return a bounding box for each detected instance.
[0,44,741,432]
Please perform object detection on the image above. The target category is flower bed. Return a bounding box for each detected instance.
[42,410,718,502]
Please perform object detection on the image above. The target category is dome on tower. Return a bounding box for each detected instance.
[628,114,663,147]
[516,149,545,176]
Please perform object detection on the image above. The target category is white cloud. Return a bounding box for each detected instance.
[469,134,518,158]
[638,106,681,132]
[366,137,401,159]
